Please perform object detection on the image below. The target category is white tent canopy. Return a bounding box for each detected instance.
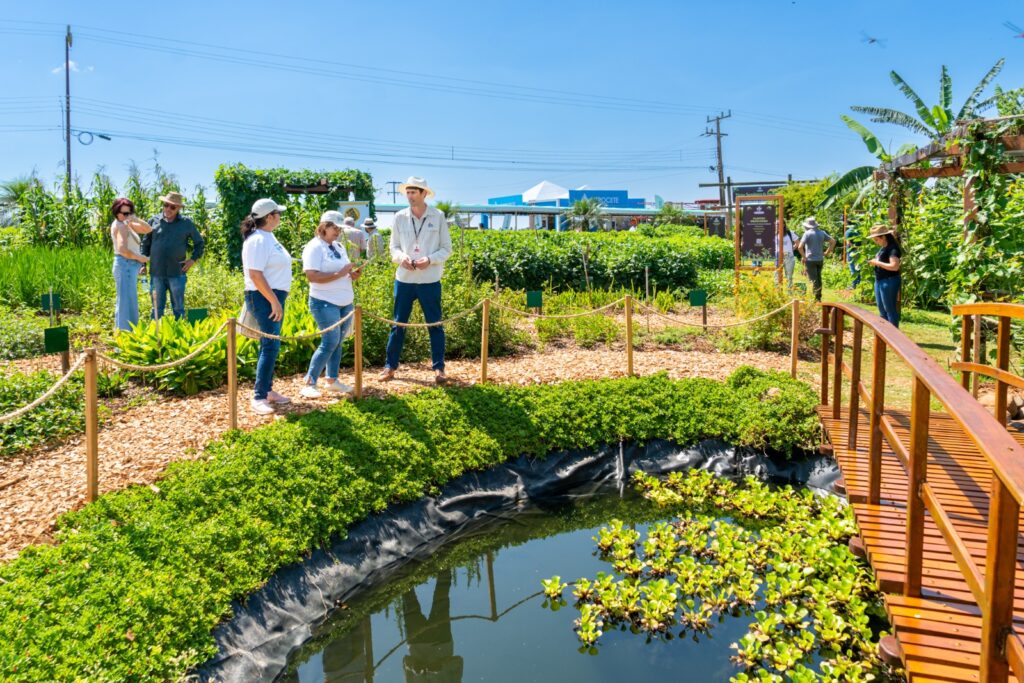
[521,180,569,204]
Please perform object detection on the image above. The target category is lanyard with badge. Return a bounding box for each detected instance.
[410,214,427,258]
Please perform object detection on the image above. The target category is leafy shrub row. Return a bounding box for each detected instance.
[0,369,818,680]
[460,229,733,292]
[0,370,85,456]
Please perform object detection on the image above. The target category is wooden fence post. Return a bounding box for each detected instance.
[867,334,886,505]
[980,477,1019,682]
[832,310,845,420]
[790,299,800,378]
[226,317,238,430]
[848,320,863,451]
[996,316,1010,426]
[625,294,634,377]
[354,306,363,399]
[84,348,99,503]
[904,376,930,597]
[480,298,490,384]
[821,306,831,406]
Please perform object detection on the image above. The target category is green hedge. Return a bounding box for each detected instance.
[0,369,818,681]
[0,370,85,457]
[460,229,733,292]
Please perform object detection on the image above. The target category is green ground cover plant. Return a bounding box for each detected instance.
[544,469,890,682]
[0,306,46,360]
[0,369,87,456]
[0,368,818,680]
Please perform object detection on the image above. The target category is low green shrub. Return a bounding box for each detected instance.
[822,259,853,291]
[0,369,819,680]
[0,306,46,360]
[0,370,85,456]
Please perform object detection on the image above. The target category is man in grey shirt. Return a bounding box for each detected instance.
[141,191,205,320]
[796,217,835,302]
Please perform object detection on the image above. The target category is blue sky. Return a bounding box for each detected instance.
[0,1,1021,205]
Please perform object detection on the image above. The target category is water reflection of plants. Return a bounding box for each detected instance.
[545,470,898,682]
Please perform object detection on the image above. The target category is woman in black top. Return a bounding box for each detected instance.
[867,224,902,327]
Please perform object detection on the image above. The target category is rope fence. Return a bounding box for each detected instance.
[3,294,804,504]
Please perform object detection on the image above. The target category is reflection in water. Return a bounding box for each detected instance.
[400,569,462,683]
[322,617,373,682]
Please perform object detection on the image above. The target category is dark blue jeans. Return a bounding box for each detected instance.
[151,275,187,320]
[874,276,901,328]
[246,289,288,400]
[384,280,445,371]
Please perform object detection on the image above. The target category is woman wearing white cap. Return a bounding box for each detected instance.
[300,211,361,398]
[241,198,292,415]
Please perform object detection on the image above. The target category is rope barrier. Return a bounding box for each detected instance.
[97,320,229,371]
[237,310,356,341]
[0,352,87,424]
[492,297,627,320]
[362,301,484,328]
[635,300,795,330]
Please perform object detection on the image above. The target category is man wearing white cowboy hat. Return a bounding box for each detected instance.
[381,176,452,383]
[362,216,384,259]
[795,217,834,302]
[141,190,205,320]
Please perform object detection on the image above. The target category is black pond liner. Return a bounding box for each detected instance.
[194,439,840,683]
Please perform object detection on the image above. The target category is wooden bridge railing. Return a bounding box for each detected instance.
[952,302,1024,427]
[819,302,1024,683]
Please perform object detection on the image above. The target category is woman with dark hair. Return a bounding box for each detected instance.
[867,224,902,328]
[241,198,292,415]
[110,197,153,331]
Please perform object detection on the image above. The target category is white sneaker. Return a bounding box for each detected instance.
[300,385,322,399]
[250,398,275,415]
[324,380,354,394]
[267,390,291,404]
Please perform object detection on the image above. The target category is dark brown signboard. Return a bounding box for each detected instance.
[739,203,777,261]
[706,213,727,239]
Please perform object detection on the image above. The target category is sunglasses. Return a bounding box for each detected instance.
[117,209,131,216]
[162,203,180,209]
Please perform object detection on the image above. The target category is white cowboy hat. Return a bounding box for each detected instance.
[398,176,435,198]
[802,217,819,229]
[362,217,377,229]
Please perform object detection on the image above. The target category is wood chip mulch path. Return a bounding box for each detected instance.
[0,345,792,562]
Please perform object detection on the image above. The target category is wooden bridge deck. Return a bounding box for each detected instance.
[820,406,1024,683]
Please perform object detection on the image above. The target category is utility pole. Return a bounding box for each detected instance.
[385,180,400,203]
[64,25,73,199]
[703,111,731,209]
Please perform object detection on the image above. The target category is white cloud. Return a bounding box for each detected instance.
[51,61,80,74]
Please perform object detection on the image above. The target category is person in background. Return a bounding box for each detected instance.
[362,216,384,259]
[109,197,153,331]
[141,191,205,320]
[845,223,861,288]
[777,225,797,292]
[341,215,367,260]
[381,176,452,384]
[867,224,902,328]
[796,217,835,302]
[300,212,361,399]
[241,198,292,415]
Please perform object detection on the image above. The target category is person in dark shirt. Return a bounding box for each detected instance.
[141,191,205,320]
[867,224,902,328]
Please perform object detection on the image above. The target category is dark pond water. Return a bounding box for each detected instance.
[279,486,751,683]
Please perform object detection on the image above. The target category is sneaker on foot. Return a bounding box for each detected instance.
[324,379,354,394]
[379,368,395,381]
[250,398,275,415]
[300,385,322,399]
[267,390,291,404]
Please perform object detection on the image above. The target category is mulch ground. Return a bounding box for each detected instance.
[0,342,793,562]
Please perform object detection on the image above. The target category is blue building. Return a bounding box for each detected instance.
[483,180,647,230]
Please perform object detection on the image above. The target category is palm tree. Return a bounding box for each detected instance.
[0,175,37,206]
[566,197,603,231]
[655,203,686,226]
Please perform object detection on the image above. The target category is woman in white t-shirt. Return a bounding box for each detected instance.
[109,197,153,331]
[299,211,362,398]
[241,198,292,415]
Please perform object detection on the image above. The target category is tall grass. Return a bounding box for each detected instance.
[0,245,113,312]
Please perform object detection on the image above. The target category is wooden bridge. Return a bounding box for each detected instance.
[817,301,1024,683]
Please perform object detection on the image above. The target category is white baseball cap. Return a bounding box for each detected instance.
[251,198,287,219]
[320,210,346,225]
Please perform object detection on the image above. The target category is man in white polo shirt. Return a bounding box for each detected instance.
[381,176,452,383]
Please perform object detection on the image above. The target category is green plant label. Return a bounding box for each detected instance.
[186,308,209,324]
[44,326,69,354]
[41,293,62,312]
[688,289,708,307]
[526,290,543,308]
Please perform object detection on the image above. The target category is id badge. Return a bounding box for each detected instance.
[412,243,421,257]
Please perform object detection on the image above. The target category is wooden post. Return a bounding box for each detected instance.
[354,306,363,399]
[84,348,99,503]
[480,298,490,384]
[960,314,973,391]
[996,316,1010,426]
[979,478,1019,682]
[973,313,983,398]
[821,306,830,406]
[701,301,708,333]
[790,299,799,379]
[832,310,844,420]
[226,318,238,430]
[848,319,863,451]
[904,376,930,597]
[625,295,634,377]
[867,334,886,506]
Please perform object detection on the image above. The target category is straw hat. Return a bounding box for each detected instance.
[868,224,895,239]
[397,176,435,198]
[159,191,186,207]
[362,217,377,229]
[802,217,819,230]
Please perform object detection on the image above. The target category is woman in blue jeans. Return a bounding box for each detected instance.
[241,198,292,415]
[109,198,153,331]
[300,211,361,398]
[867,224,902,328]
